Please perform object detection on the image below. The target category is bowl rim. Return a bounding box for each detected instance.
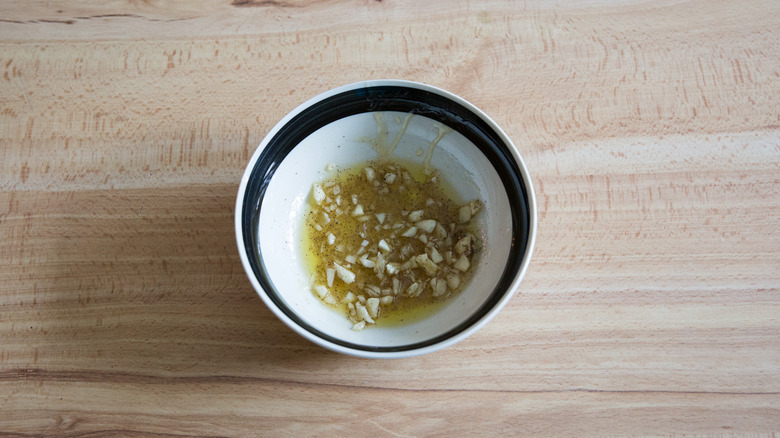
[235,79,537,359]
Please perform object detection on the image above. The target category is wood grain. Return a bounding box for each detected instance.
[1,0,779,436]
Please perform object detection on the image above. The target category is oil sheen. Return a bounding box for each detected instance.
[302,158,481,327]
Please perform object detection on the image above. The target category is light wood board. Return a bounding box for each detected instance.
[1,0,779,435]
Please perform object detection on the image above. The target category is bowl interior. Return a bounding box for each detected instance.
[258,111,512,349]
[239,83,533,355]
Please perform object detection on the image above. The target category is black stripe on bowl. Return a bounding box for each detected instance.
[241,85,530,353]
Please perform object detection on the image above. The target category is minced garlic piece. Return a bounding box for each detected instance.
[333,262,355,284]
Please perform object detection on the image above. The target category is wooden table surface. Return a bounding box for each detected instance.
[1,0,779,436]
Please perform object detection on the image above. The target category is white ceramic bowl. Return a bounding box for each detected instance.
[236,80,536,358]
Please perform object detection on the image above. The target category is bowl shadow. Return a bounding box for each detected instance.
[35,183,349,380]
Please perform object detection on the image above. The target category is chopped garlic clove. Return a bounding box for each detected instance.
[458,206,471,223]
[415,253,438,276]
[408,210,424,222]
[386,262,400,275]
[415,219,436,233]
[446,273,461,289]
[453,254,470,272]
[458,200,483,223]
[406,282,420,297]
[366,297,380,318]
[323,294,338,305]
[326,268,336,287]
[434,223,448,239]
[342,291,357,303]
[400,257,417,271]
[345,255,357,264]
[355,302,375,324]
[359,256,376,268]
[378,239,391,252]
[333,262,356,284]
[313,285,329,299]
[312,184,326,205]
[433,278,448,296]
[402,226,418,237]
[384,173,396,184]
[455,235,473,255]
[364,167,375,181]
[430,247,443,264]
[327,233,336,245]
[392,278,401,295]
[375,213,386,224]
[376,252,386,276]
[365,285,381,296]
[352,205,364,216]
[351,321,366,331]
